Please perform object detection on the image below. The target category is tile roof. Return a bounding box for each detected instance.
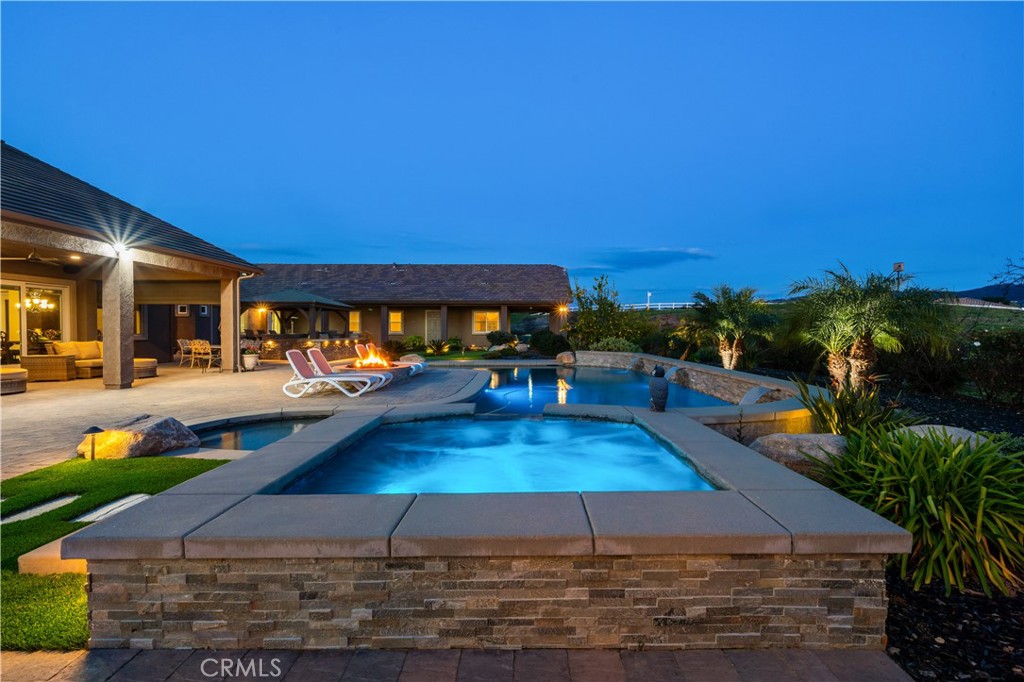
[244,263,571,305]
[1,141,259,273]
[241,288,351,309]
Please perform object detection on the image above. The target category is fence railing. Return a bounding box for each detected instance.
[565,302,695,312]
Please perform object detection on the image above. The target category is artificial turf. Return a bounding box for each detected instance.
[0,457,227,651]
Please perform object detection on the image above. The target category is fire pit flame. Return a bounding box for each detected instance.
[354,347,391,369]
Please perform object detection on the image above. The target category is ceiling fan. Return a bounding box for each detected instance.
[0,250,63,266]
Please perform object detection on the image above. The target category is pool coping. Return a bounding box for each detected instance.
[63,403,911,562]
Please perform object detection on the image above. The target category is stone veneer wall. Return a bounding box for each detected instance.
[87,554,888,651]
[573,352,812,444]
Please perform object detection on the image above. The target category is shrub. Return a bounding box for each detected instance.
[964,330,1024,406]
[793,377,918,436]
[638,329,672,357]
[380,340,407,359]
[486,330,516,347]
[816,427,1024,596]
[590,337,642,353]
[690,346,720,365]
[482,351,502,359]
[499,346,519,357]
[529,329,572,357]
[425,339,450,355]
[876,340,966,395]
[446,337,463,351]
[403,335,426,351]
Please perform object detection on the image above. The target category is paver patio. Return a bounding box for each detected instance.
[0,648,912,681]
[0,363,485,480]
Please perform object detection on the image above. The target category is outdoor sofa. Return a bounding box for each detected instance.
[19,340,157,381]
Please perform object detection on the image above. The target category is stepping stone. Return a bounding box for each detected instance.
[73,494,151,523]
[0,495,80,524]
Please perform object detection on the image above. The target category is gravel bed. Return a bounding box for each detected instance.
[886,568,1024,680]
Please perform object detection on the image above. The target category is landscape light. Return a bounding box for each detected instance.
[82,425,104,461]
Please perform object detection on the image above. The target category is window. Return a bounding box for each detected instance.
[97,304,147,339]
[349,310,361,333]
[388,311,404,334]
[473,311,500,335]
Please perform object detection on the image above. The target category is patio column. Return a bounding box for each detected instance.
[220,275,239,372]
[101,250,134,389]
[500,305,509,332]
[440,305,448,341]
[379,305,389,343]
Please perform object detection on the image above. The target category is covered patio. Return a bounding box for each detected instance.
[0,142,260,388]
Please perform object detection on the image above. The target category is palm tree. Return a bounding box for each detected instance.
[790,264,951,391]
[690,285,776,370]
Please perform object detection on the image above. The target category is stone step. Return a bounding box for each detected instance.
[18,536,87,575]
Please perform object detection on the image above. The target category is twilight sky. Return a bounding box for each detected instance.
[2,2,1021,303]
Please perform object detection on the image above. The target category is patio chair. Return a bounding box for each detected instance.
[177,339,193,367]
[189,339,221,373]
[307,348,392,389]
[283,349,392,398]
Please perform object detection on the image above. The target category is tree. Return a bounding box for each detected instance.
[992,257,1024,288]
[564,275,652,350]
[790,264,953,391]
[689,285,776,370]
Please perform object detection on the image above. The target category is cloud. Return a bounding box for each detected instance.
[570,247,715,275]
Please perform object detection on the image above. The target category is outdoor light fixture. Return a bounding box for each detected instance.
[111,242,128,256]
[556,305,570,315]
[69,254,82,261]
[82,425,104,461]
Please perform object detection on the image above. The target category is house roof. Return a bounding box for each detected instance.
[241,288,351,309]
[939,296,1022,310]
[243,263,571,305]
[0,141,259,273]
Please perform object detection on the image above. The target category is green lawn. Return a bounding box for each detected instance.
[423,349,494,362]
[0,457,227,651]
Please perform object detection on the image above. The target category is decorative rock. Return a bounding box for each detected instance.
[629,357,647,373]
[892,425,987,448]
[487,344,507,352]
[556,351,575,365]
[515,343,528,353]
[75,414,200,459]
[749,433,847,475]
[399,354,426,364]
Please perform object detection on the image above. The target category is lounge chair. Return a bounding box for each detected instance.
[283,349,392,398]
[355,343,369,361]
[307,348,392,389]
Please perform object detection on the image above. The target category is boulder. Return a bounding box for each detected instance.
[76,414,200,460]
[399,354,426,364]
[556,351,575,365]
[892,424,987,448]
[749,433,847,475]
[515,343,529,353]
[487,344,507,352]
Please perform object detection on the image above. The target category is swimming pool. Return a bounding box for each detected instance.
[476,366,729,414]
[282,417,715,494]
[197,418,323,450]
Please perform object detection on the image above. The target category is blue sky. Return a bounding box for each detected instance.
[2,2,1021,303]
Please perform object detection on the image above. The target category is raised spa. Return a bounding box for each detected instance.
[283,417,714,494]
[477,366,728,414]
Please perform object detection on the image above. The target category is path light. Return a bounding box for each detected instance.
[82,426,104,461]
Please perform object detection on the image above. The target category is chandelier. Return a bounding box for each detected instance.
[17,292,56,313]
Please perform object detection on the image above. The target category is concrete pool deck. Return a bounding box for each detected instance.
[63,404,910,651]
[0,647,912,681]
[0,363,488,480]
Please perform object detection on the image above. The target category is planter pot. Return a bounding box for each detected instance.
[242,354,259,371]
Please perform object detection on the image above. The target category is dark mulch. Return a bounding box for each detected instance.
[887,391,1024,437]
[886,567,1024,680]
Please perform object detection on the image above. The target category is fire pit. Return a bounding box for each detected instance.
[330,346,421,384]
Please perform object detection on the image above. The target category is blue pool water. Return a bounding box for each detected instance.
[282,418,715,494]
[476,366,729,414]
[198,418,323,450]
